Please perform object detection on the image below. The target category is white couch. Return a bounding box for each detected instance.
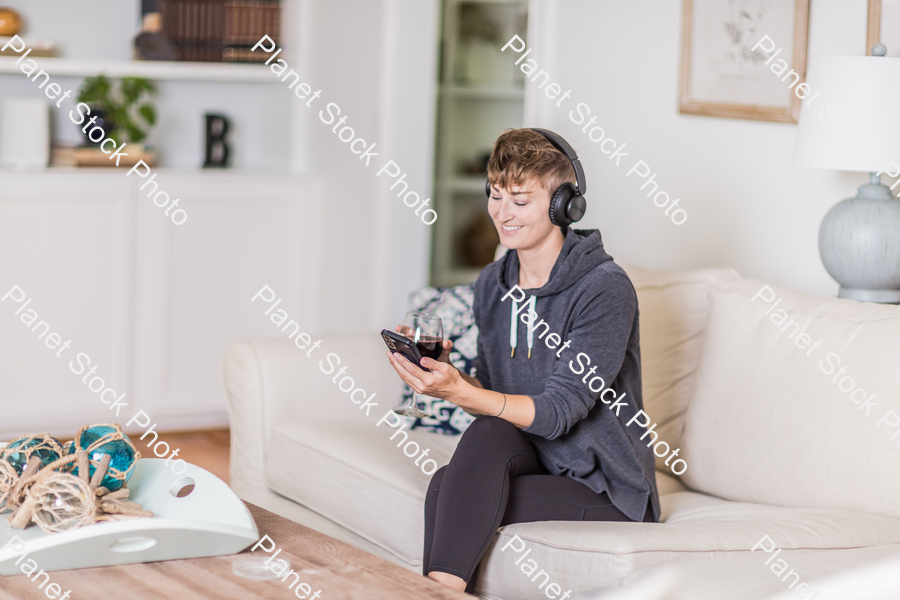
[221,265,900,600]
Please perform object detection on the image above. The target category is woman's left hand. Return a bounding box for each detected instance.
[385,351,463,400]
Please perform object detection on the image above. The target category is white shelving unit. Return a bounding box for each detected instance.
[431,0,528,287]
[0,0,441,433]
[0,57,280,83]
[0,0,295,170]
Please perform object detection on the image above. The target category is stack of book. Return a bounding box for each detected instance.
[51,144,156,168]
[224,0,281,62]
[0,37,55,57]
[161,0,281,63]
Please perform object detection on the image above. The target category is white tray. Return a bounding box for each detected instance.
[0,458,258,574]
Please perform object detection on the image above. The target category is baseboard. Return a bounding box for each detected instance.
[122,409,231,435]
[0,409,230,440]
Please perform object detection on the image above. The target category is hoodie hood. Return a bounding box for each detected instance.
[500,228,614,359]
[498,228,613,297]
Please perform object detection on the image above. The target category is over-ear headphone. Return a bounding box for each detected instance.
[484,128,587,228]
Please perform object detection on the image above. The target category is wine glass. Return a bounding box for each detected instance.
[394,312,443,419]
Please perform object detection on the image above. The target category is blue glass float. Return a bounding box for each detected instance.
[68,425,137,492]
[3,435,63,476]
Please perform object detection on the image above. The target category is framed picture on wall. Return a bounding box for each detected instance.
[868,0,900,56]
[679,0,811,123]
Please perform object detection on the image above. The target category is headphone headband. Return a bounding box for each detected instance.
[485,128,588,229]
[530,128,587,195]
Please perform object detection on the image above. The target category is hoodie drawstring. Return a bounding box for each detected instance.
[510,295,536,358]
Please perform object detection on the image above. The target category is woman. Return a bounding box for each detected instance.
[386,128,659,593]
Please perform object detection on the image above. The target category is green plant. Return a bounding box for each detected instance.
[77,75,158,144]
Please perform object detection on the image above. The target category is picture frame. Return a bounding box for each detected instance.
[868,0,900,57]
[679,0,811,123]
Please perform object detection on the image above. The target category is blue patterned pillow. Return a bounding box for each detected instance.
[395,284,478,435]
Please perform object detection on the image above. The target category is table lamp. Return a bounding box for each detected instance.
[793,45,900,303]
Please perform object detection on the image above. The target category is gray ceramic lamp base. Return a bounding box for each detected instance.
[819,181,900,304]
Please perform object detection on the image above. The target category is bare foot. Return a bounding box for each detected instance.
[428,571,467,592]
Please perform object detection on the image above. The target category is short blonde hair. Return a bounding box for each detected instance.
[486,128,576,195]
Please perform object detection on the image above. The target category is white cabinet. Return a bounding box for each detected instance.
[1,175,134,434]
[0,171,323,438]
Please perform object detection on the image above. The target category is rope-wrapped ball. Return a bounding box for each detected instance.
[68,424,139,492]
[30,472,97,533]
[3,424,152,531]
[0,460,16,510]
[2,433,64,475]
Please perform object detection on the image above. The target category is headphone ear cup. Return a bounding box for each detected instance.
[567,194,587,224]
[485,180,491,198]
[549,184,574,228]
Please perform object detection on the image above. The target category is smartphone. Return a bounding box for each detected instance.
[381,329,430,371]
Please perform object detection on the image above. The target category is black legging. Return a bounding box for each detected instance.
[423,416,651,590]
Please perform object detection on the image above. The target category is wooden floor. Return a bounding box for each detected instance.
[162,428,231,483]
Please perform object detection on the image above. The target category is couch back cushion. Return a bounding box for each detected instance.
[681,278,900,517]
[621,265,740,471]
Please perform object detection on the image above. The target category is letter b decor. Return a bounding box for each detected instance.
[203,113,231,168]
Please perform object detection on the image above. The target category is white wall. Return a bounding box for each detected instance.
[524,0,871,296]
[290,0,439,331]
[375,0,441,329]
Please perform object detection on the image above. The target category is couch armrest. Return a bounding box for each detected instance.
[222,340,269,497]
[222,334,405,497]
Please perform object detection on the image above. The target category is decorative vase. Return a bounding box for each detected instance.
[81,108,115,147]
[819,182,900,303]
[458,209,500,267]
[0,8,21,37]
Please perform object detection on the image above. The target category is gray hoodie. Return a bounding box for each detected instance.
[473,228,659,523]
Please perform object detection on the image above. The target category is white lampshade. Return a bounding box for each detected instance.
[793,55,900,172]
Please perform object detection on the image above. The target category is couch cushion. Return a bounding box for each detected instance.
[680,278,900,517]
[267,417,900,599]
[265,418,459,567]
[617,543,900,600]
[620,265,740,471]
[264,419,685,570]
[474,490,900,600]
[265,419,687,571]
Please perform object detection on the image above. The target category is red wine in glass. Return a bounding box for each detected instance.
[415,336,443,361]
[395,312,443,419]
